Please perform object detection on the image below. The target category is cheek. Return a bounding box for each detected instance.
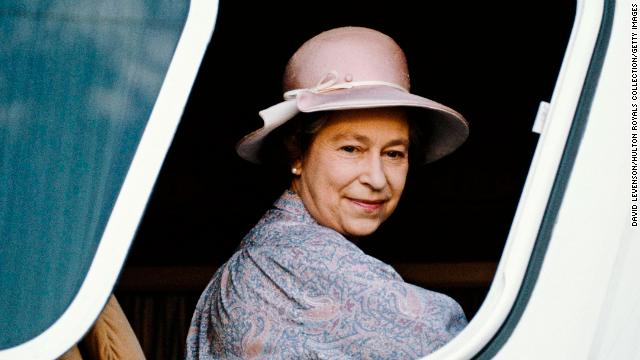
[387,165,409,192]
[319,156,360,188]
[302,157,355,207]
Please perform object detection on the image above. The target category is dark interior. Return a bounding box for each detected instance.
[114,1,576,358]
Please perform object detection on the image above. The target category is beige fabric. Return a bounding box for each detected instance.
[80,295,146,360]
[58,295,145,360]
[59,344,83,360]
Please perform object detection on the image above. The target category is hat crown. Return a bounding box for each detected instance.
[283,27,410,92]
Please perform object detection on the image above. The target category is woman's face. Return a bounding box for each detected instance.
[292,108,410,238]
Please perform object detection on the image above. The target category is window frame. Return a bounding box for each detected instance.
[425,0,615,358]
[0,0,219,358]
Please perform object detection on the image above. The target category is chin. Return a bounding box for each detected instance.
[343,220,382,237]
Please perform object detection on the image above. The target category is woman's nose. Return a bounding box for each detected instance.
[359,155,387,190]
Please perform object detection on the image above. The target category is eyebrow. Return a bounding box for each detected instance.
[330,133,409,148]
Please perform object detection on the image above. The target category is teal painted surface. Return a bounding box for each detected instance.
[0,1,188,348]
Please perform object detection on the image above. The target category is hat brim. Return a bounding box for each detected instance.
[236,85,469,164]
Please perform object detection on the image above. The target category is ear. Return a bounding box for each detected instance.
[291,159,303,176]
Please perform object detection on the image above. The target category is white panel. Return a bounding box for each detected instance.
[425,0,604,358]
[496,0,640,358]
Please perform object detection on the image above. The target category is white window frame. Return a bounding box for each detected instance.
[0,1,219,359]
[426,0,618,358]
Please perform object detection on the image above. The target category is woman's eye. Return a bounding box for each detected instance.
[385,150,406,159]
[340,146,357,153]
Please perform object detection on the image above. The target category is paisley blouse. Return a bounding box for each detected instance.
[186,190,467,359]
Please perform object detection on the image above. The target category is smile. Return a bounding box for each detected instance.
[348,198,386,212]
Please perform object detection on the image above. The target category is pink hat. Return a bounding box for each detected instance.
[236,26,469,164]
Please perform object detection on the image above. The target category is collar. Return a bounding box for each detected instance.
[272,189,316,224]
[271,190,363,245]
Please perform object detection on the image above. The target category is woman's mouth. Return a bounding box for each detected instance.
[348,198,386,212]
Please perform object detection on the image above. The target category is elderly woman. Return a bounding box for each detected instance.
[186,27,469,359]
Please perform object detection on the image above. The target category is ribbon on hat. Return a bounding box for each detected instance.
[242,71,412,163]
[258,70,408,133]
[283,70,408,100]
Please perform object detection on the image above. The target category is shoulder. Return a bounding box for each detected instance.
[242,222,352,278]
[247,220,399,280]
[243,208,346,247]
